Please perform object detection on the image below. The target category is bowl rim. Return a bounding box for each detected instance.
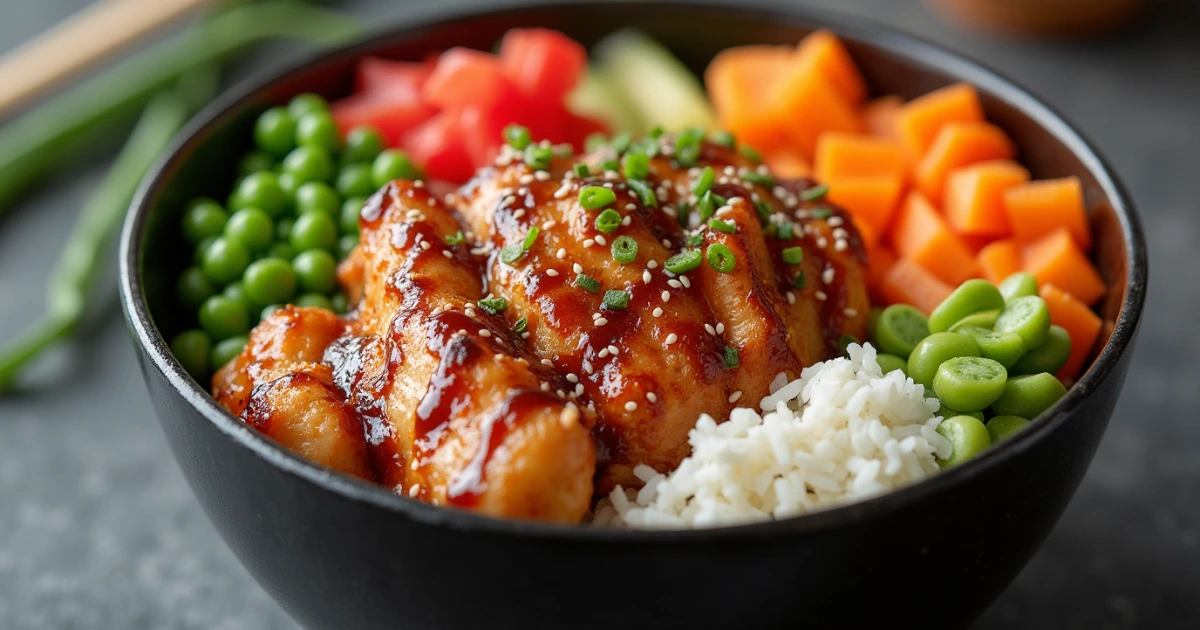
[119,0,1148,542]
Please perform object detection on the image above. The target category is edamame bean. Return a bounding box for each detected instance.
[198,295,249,340]
[929,279,1005,333]
[170,329,211,381]
[876,353,908,376]
[907,332,979,389]
[948,309,999,332]
[933,356,1008,412]
[243,258,296,305]
[994,296,1051,349]
[955,325,1026,368]
[201,237,251,286]
[991,373,1067,418]
[937,402,984,423]
[211,334,249,370]
[986,415,1030,443]
[935,415,991,468]
[1009,325,1072,375]
[873,304,930,358]
[998,272,1038,302]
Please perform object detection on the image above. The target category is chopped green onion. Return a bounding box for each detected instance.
[626,179,657,207]
[740,170,774,187]
[522,226,541,250]
[523,144,553,170]
[676,202,691,228]
[698,191,717,222]
[723,346,740,368]
[504,124,532,150]
[576,274,600,293]
[579,186,615,210]
[781,246,804,265]
[675,136,701,167]
[630,137,659,158]
[602,289,630,309]
[664,249,702,274]
[839,334,858,355]
[595,209,622,233]
[648,125,664,139]
[810,207,833,219]
[598,158,619,173]
[692,166,714,196]
[686,233,704,247]
[512,317,528,334]
[710,130,736,148]
[709,219,736,234]
[801,184,829,202]
[499,243,525,265]
[573,163,591,178]
[585,133,608,152]
[611,236,638,264]
[444,230,465,245]
[777,222,794,240]
[706,243,736,273]
[623,152,650,180]
[739,144,762,162]
[477,298,508,314]
[763,223,778,238]
[610,131,632,155]
[754,200,773,224]
[793,271,807,289]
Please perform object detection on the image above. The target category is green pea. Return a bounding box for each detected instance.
[193,236,217,265]
[990,373,1067,418]
[182,199,228,244]
[338,234,359,259]
[243,258,297,305]
[342,126,384,164]
[221,281,255,311]
[177,267,215,309]
[198,295,250,340]
[211,335,249,370]
[292,249,338,294]
[295,181,341,216]
[875,353,908,376]
[336,163,377,198]
[954,325,1026,368]
[986,415,1031,443]
[229,171,287,217]
[295,111,341,152]
[224,208,274,252]
[260,304,284,321]
[254,107,296,157]
[201,237,251,286]
[907,332,979,389]
[935,415,992,468]
[290,211,338,253]
[998,272,1039,302]
[933,356,1007,412]
[948,309,1000,332]
[994,296,1051,349]
[238,150,276,176]
[371,149,422,187]
[340,196,365,234]
[1010,325,1072,376]
[277,171,300,202]
[873,304,930,358]
[282,145,335,185]
[274,217,295,242]
[169,329,212,381]
[929,279,1005,333]
[295,293,333,310]
[287,93,328,118]
[330,293,349,314]
[937,401,984,423]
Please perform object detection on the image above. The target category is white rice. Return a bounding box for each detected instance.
[592,343,951,529]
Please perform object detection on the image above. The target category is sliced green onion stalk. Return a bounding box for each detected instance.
[602,289,630,310]
[575,274,600,293]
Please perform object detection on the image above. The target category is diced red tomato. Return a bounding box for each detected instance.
[564,113,607,147]
[422,48,515,109]
[403,111,476,183]
[354,56,435,94]
[498,28,587,101]
[330,90,437,147]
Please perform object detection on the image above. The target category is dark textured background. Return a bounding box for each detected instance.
[1,1,1196,628]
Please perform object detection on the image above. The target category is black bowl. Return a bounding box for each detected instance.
[119,2,1147,628]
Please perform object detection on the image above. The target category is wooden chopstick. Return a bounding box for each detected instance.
[0,0,215,119]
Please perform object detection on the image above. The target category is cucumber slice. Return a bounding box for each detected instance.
[567,70,643,136]
[593,30,718,133]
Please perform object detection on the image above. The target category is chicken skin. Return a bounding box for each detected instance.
[213,132,868,522]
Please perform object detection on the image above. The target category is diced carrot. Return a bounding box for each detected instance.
[881,258,954,314]
[814,132,905,182]
[794,30,867,106]
[771,57,863,159]
[1004,176,1092,251]
[976,239,1022,283]
[866,242,898,303]
[1040,283,1103,382]
[959,234,993,254]
[895,83,985,159]
[943,159,1030,237]
[705,46,795,154]
[864,95,904,140]
[889,191,980,285]
[826,175,904,234]
[765,149,811,179]
[915,122,1016,204]
[1021,228,1106,305]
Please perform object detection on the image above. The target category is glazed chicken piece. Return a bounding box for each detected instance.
[457,138,868,491]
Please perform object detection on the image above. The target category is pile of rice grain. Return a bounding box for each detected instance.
[592,343,951,529]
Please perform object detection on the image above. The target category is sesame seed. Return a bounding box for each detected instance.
[409,484,420,497]
[535,170,551,181]
[541,359,554,366]
[592,312,601,320]
[716,322,725,334]
[411,460,419,471]
[718,176,730,185]
[622,216,632,226]
[668,279,683,289]
[583,364,594,376]
[575,383,584,396]
[543,220,557,230]
[787,291,796,305]
[833,227,849,240]
[723,165,736,176]
[556,248,567,259]
[705,323,716,335]
[583,239,595,247]
[420,241,431,250]
[828,216,844,227]
[521,332,530,339]
[647,260,659,269]
[573,263,584,274]
[556,389,566,399]
[625,401,638,412]
[817,237,828,249]
[540,382,550,391]
[728,390,743,403]
[595,235,607,246]
[442,250,453,259]
[478,329,491,337]
[816,290,827,301]
[661,238,672,248]
[679,275,691,288]
[546,269,559,277]
[716,204,733,215]
[823,268,835,285]
[517,187,529,196]
[456,329,467,337]
[607,345,619,355]
[595,318,609,326]
[646,392,658,403]
[642,270,652,283]
[844,308,859,317]
[519,174,535,185]
[665,333,679,345]
[835,239,848,252]
[598,348,609,358]
[663,207,678,218]
[661,291,670,302]
[566,373,579,384]
[727,196,744,205]
[625,203,636,211]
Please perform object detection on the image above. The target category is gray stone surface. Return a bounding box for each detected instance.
[0,0,1196,628]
